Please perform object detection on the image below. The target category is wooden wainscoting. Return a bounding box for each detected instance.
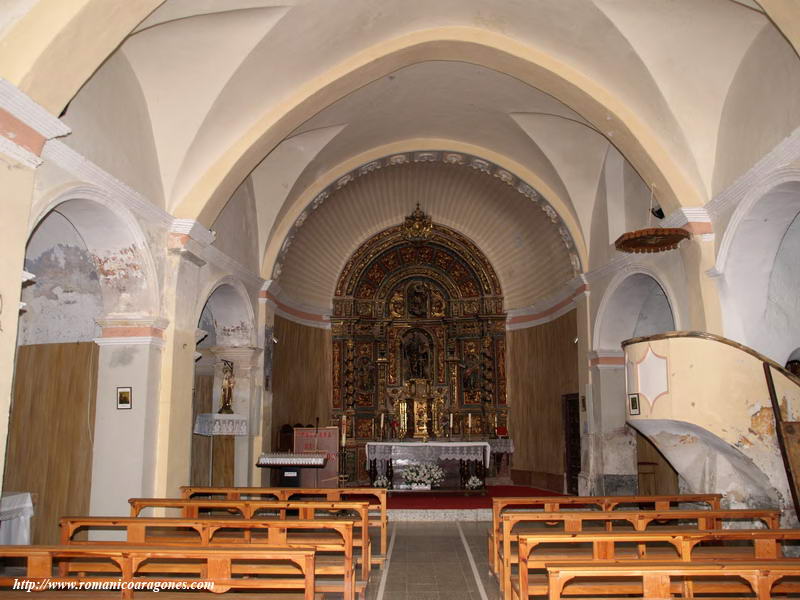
[190,374,213,486]
[4,342,98,544]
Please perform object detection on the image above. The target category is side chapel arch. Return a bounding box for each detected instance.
[331,206,507,459]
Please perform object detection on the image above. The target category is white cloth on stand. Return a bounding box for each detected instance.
[0,493,34,545]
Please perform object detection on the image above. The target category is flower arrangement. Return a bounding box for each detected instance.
[402,462,445,487]
[372,475,390,488]
[465,475,483,490]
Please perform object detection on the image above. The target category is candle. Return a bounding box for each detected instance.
[341,414,346,446]
[449,413,453,430]
[468,413,471,431]
[380,412,384,432]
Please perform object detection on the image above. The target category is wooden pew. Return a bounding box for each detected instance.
[0,544,315,600]
[180,485,389,558]
[512,528,800,600]
[60,517,359,600]
[488,493,721,574]
[497,508,780,600]
[545,560,800,600]
[128,497,372,579]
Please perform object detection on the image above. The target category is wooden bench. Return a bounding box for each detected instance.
[496,508,780,600]
[128,497,372,579]
[60,517,360,600]
[545,560,800,599]
[0,544,315,599]
[512,528,800,599]
[488,493,721,575]
[180,486,389,557]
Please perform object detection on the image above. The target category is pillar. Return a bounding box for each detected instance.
[90,319,166,515]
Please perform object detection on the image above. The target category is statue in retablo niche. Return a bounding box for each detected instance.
[389,290,404,318]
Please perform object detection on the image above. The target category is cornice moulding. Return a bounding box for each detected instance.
[0,135,41,168]
[707,126,800,219]
[0,79,70,140]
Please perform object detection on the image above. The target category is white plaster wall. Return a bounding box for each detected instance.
[90,342,163,519]
[763,212,800,364]
[18,211,102,345]
[210,179,260,275]
[713,25,800,196]
[61,52,165,207]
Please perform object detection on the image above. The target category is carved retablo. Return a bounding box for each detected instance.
[331,207,507,482]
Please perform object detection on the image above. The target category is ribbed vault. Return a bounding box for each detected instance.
[276,160,576,313]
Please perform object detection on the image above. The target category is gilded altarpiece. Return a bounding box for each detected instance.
[332,207,507,483]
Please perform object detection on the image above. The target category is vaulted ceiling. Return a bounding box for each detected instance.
[24,0,800,312]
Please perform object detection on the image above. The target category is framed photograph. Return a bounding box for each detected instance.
[117,387,132,410]
[628,393,640,416]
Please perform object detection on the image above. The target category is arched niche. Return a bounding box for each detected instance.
[20,195,158,344]
[589,270,678,496]
[8,192,159,542]
[596,271,676,353]
[717,179,800,361]
[192,280,258,487]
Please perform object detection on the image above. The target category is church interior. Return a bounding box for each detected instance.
[1,1,800,598]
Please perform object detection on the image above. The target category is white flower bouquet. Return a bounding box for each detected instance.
[465,475,483,490]
[402,462,445,487]
[373,475,390,488]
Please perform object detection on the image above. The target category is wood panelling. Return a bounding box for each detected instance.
[4,342,98,544]
[271,316,332,449]
[211,436,235,487]
[190,375,213,486]
[636,430,679,495]
[507,310,578,487]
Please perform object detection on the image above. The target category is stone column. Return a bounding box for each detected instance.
[258,289,276,485]
[152,227,212,498]
[210,345,262,486]
[589,351,637,495]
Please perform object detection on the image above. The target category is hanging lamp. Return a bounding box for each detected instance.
[614,184,690,253]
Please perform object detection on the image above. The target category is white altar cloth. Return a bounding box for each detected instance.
[0,493,33,545]
[365,441,491,467]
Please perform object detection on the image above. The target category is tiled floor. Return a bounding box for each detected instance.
[365,521,501,600]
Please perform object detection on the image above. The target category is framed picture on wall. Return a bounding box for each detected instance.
[628,393,640,416]
[117,387,132,410]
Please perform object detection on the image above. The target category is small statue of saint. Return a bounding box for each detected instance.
[218,360,235,414]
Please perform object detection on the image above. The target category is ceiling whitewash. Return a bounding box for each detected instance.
[52,0,800,315]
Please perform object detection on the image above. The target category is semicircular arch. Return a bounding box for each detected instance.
[29,184,161,318]
[174,28,704,228]
[594,267,679,352]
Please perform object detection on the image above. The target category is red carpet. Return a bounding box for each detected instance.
[387,485,562,509]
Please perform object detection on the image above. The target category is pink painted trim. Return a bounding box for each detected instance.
[102,326,164,338]
[507,284,588,324]
[260,290,327,322]
[683,222,713,235]
[590,356,625,367]
[0,108,45,156]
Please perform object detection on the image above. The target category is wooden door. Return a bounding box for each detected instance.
[562,393,581,494]
[4,342,98,544]
[635,430,679,495]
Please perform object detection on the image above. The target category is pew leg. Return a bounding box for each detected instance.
[642,573,671,600]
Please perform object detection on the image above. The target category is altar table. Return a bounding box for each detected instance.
[365,441,491,467]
